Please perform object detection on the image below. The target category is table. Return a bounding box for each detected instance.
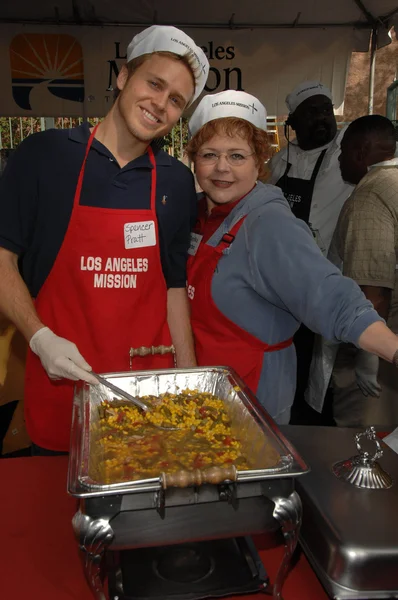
[0,456,328,600]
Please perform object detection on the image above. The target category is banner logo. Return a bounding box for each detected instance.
[10,33,84,110]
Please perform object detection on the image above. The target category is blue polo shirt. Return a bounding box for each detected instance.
[0,123,196,296]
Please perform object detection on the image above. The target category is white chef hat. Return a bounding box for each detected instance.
[285,81,333,114]
[127,25,209,105]
[189,91,267,137]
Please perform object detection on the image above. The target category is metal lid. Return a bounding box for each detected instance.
[332,426,393,490]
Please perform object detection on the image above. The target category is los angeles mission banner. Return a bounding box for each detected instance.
[0,23,354,117]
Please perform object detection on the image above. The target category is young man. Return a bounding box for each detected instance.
[0,25,209,453]
[330,115,398,427]
[267,81,354,422]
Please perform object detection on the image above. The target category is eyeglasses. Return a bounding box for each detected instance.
[195,151,255,166]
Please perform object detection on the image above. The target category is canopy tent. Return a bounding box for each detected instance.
[1,1,397,117]
[2,0,398,48]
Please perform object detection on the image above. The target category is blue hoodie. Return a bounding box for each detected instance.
[202,181,381,421]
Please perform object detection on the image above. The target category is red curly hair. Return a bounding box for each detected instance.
[186,117,270,178]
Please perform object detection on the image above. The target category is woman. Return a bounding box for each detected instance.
[186,90,398,424]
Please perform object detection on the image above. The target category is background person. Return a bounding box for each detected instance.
[329,115,398,427]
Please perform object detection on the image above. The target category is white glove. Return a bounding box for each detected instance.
[354,350,381,398]
[29,327,98,385]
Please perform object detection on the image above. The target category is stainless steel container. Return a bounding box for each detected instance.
[68,367,309,600]
[282,425,398,600]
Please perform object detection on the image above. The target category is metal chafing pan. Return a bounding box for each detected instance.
[68,366,309,497]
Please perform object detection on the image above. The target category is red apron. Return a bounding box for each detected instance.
[188,216,293,393]
[25,125,173,450]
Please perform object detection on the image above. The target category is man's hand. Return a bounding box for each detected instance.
[29,327,98,384]
[355,350,381,397]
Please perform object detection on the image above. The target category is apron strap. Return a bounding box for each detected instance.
[147,146,157,212]
[277,147,328,224]
[310,148,327,184]
[73,124,99,209]
[215,216,247,254]
[283,161,292,177]
[281,147,327,184]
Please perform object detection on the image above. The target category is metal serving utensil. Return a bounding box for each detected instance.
[91,372,180,431]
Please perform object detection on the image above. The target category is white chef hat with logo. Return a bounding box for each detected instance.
[189,91,267,136]
[285,81,333,114]
[127,25,209,105]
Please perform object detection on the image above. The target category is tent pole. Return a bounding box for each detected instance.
[368,27,377,114]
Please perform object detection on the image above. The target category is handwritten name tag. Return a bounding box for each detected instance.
[124,221,156,249]
[188,232,203,256]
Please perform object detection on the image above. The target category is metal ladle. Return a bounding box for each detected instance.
[91,372,181,431]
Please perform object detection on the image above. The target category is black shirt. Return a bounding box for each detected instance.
[0,123,197,296]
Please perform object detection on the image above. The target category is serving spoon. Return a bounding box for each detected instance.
[91,372,181,431]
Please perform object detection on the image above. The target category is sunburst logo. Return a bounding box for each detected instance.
[10,33,84,111]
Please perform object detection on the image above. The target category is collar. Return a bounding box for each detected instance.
[281,131,344,176]
[196,188,254,240]
[368,157,398,170]
[206,196,242,218]
[68,122,172,167]
[288,138,333,156]
[200,185,257,217]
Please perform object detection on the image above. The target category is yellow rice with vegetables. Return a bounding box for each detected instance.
[92,390,251,483]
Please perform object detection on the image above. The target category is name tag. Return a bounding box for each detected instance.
[188,232,203,256]
[124,221,156,249]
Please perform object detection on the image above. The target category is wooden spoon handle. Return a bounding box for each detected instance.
[161,465,237,489]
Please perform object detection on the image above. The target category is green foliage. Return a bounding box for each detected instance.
[0,117,39,148]
[0,116,189,158]
[163,118,189,159]
[0,117,102,149]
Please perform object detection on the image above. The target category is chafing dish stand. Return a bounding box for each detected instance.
[70,368,310,600]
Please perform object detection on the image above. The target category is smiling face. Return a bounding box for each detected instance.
[116,53,195,142]
[194,134,260,208]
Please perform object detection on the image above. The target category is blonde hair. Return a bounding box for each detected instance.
[186,117,270,178]
[114,51,197,102]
